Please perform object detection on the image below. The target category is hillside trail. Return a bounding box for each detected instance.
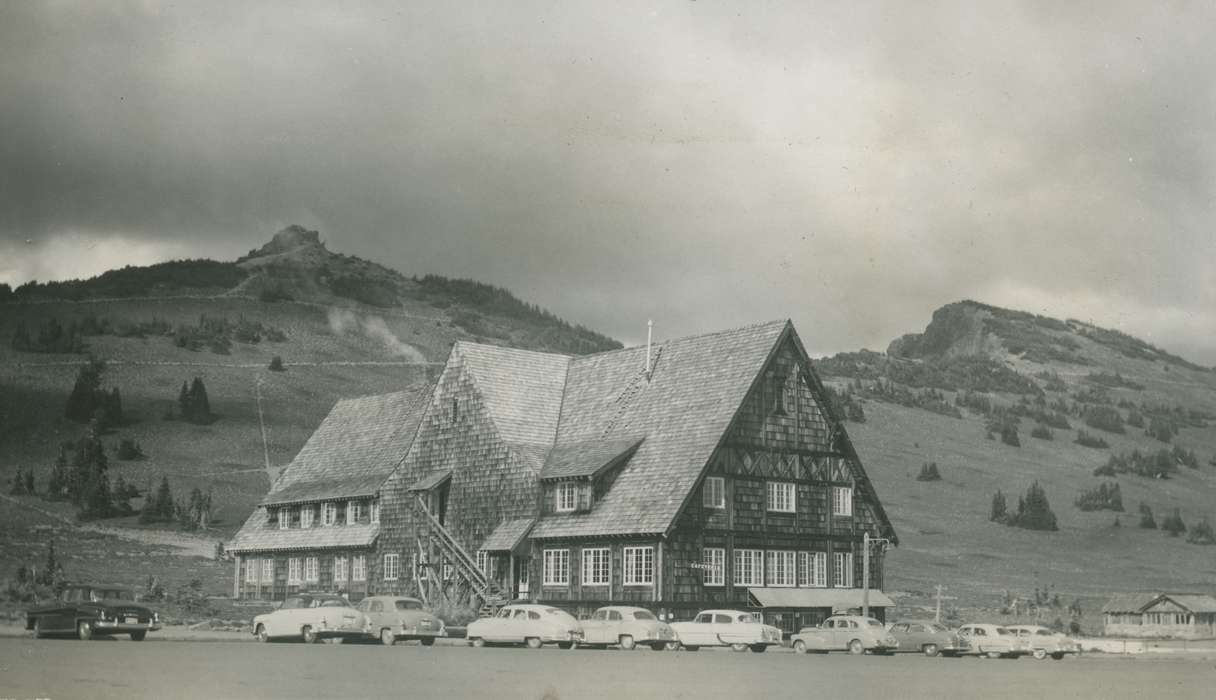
[5,293,448,323]
[9,359,441,368]
[0,493,219,559]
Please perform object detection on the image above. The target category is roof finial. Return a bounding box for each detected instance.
[645,319,653,375]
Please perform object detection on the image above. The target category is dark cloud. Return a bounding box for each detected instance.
[2,1,1213,363]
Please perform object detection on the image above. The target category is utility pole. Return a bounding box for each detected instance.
[255,375,271,478]
[935,584,945,623]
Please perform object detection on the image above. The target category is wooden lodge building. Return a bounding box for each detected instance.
[228,320,899,632]
[1102,592,1216,639]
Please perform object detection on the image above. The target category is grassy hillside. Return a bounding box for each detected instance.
[817,300,1216,624]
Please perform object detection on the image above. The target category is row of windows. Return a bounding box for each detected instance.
[244,555,368,584]
[274,500,380,530]
[702,477,853,516]
[702,548,852,588]
[542,547,655,586]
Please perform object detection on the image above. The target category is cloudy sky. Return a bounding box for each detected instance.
[2,1,1214,362]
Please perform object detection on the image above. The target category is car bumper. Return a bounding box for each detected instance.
[392,623,445,639]
[94,621,160,633]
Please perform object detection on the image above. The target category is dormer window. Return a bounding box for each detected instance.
[347,501,362,525]
[370,500,380,524]
[277,507,289,530]
[322,502,338,526]
[299,505,314,529]
[555,483,577,512]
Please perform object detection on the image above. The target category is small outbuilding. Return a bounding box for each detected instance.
[1101,592,1216,639]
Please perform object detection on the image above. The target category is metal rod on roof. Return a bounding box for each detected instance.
[646,319,653,374]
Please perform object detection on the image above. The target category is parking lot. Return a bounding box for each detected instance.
[2,637,1215,700]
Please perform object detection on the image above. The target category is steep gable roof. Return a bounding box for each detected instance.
[1102,591,1216,614]
[262,386,430,506]
[454,342,570,449]
[531,320,790,538]
[540,436,645,480]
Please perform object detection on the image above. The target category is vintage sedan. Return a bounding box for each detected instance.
[668,610,783,653]
[956,623,1032,659]
[886,620,969,657]
[791,615,898,655]
[579,606,676,651]
[466,604,583,649]
[252,593,367,643]
[1004,624,1081,660]
[26,583,160,641]
[355,595,445,646]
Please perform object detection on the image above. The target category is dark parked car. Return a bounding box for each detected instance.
[26,584,161,641]
[886,620,969,657]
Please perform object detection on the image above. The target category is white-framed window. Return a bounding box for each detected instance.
[734,548,764,587]
[833,486,853,516]
[798,551,827,587]
[352,555,366,582]
[287,558,302,585]
[346,501,362,525]
[322,502,338,526]
[261,558,274,583]
[245,560,258,583]
[476,550,489,575]
[766,550,796,587]
[304,556,319,583]
[833,552,853,588]
[518,560,529,595]
[383,553,400,581]
[333,556,347,584]
[703,476,725,509]
[582,548,610,586]
[623,546,654,586]
[767,482,796,513]
[278,507,289,530]
[299,505,314,529]
[370,500,380,524]
[555,483,577,512]
[543,549,569,586]
[702,547,725,587]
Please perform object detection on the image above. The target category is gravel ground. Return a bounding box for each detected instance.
[2,636,1216,700]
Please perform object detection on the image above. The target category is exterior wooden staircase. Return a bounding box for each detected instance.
[413,496,506,614]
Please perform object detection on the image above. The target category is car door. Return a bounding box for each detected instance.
[906,623,928,650]
[605,609,625,644]
[888,623,908,649]
[684,613,714,645]
[711,613,737,645]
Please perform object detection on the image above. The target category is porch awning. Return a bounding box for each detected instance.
[407,470,451,492]
[480,518,535,554]
[748,588,895,610]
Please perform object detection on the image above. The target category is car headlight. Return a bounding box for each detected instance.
[153,612,159,623]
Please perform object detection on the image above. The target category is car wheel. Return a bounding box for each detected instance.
[380,628,396,646]
[923,643,939,657]
[650,642,667,651]
[749,644,767,653]
[1033,648,1047,660]
[986,651,1003,659]
[130,631,147,642]
[420,637,436,647]
[664,641,680,652]
[682,644,699,652]
[730,642,748,653]
[301,625,318,644]
[1051,652,1065,660]
[256,625,271,643]
[793,640,807,654]
[847,639,864,655]
[556,641,577,650]
[470,637,485,648]
[77,621,94,641]
[618,634,636,651]
[525,637,543,649]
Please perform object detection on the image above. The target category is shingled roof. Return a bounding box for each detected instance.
[531,319,792,538]
[1103,592,1216,614]
[262,386,430,506]
[455,342,570,449]
[228,523,380,553]
[540,436,645,480]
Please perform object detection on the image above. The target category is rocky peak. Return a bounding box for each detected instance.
[237,225,326,263]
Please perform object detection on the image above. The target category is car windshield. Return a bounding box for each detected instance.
[633,611,656,621]
[1035,630,1053,636]
[89,589,132,601]
[395,600,423,611]
[995,628,1010,635]
[497,608,514,618]
[281,597,310,610]
[316,598,349,608]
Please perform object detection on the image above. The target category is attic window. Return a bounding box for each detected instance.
[555,483,577,512]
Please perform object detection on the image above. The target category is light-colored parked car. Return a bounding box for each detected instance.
[253,593,367,643]
[355,596,445,646]
[579,606,676,651]
[791,615,899,655]
[668,610,783,653]
[956,623,1032,659]
[466,604,583,649]
[1004,624,1080,660]
[886,620,969,657]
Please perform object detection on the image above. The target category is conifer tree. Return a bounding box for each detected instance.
[1138,502,1157,529]
[1009,481,1057,531]
[990,490,1008,523]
